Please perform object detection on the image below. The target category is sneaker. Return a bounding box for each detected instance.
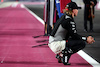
[55,54,63,63]
[62,49,72,65]
[63,54,71,65]
[89,29,94,32]
[68,49,73,54]
[62,48,73,54]
[84,29,88,32]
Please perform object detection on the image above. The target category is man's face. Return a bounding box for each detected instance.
[73,9,78,16]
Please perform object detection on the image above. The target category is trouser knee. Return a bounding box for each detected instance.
[74,40,86,53]
[68,39,86,53]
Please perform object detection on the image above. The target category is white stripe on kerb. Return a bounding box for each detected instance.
[77,50,100,67]
[11,3,18,7]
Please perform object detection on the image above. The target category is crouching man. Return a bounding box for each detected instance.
[48,2,95,65]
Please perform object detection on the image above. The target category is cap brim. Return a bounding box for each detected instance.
[78,7,81,9]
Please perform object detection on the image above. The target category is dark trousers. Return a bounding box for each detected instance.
[67,38,86,53]
[84,5,94,30]
[84,18,93,30]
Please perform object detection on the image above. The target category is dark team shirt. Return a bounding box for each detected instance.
[49,13,86,43]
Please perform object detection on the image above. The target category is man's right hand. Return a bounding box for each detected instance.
[86,36,95,44]
[90,1,94,6]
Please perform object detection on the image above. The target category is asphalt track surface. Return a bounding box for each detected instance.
[24,3,100,63]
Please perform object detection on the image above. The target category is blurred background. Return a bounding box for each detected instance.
[0,0,44,2]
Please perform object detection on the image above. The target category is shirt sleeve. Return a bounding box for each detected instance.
[61,19,87,41]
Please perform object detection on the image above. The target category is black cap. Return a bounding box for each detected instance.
[66,2,81,10]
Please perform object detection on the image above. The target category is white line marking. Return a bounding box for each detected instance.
[22,4,100,67]
[78,50,100,67]
[21,4,44,25]
[11,3,18,7]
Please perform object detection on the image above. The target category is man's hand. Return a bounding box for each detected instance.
[86,36,95,44]
[90,1,94,6]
